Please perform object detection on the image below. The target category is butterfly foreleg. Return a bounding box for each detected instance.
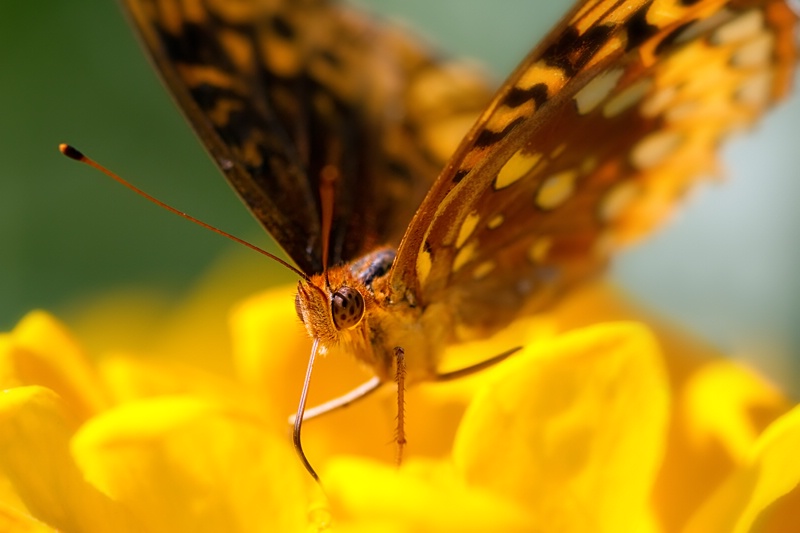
[288,375,383,426]
[434,346,521,381]
[394,346,407,466]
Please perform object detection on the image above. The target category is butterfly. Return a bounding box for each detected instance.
[119,0,798,480]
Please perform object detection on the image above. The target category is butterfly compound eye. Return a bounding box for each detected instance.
[331,286,365,330]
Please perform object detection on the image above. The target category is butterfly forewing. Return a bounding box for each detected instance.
[123,0,494,274]
[390,0,798,339]
[115,0,800,480]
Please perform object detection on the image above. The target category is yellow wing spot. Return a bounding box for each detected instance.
[472,261,496,280]
[453,241,477,273]
[517,61,567,92]
[176,63,239,91]
[485,102,535,134]
[574,68,624,115]
[731,33,774,68]
[737,71,773,106]
[220,29,256,76]
[630,130,683,170]
[495,150,542,190]
[603,78,653,118]
[456,211,481,249]
[416,246,432,286]
[158,0,184,36]
[599,181,641,222]
[260,33,302,77]
[527,237,552,264]
[581,156,598,174]
[712,9,764,45]
[208,98,245,127]
[585,35,625,70]
[240,136,265,168]
[535,170,578,210]
[487,214,505,229]
[550,143,567,159]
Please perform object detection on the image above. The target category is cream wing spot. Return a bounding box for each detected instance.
[574,68,624,115]
[641,85,677,118]
[603,78,653,118]
[535,170,578,210]
[456,211,480,249]
[712,10,764,45]
[495,150,542,189]
[630,130,683,170]
[599,181,641,222]
[737,71,772,106]
[731,33,774,68]
[665,101,701,123]
[673,9,735,46]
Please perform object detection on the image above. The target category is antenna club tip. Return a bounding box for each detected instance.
[59,143,84,161]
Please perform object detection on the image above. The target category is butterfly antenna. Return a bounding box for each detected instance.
[59,143,310,282]
[318,164,338,289]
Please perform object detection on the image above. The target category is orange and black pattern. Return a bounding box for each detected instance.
[124,0,797,338]
[124,0,493,274]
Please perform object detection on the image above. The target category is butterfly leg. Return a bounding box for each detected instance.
[394,346,407,465]
[288,376,383,426]
[435,346,521,381]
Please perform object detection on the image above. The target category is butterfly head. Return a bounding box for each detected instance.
[295,269,369,347]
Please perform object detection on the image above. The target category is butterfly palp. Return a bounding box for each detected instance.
[331,286,365,330]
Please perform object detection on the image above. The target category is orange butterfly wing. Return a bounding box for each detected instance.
[123,0,494,274]
[389,0,799,340]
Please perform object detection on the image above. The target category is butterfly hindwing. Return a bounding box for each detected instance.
[389,0,798,339]
[123,0,494,274]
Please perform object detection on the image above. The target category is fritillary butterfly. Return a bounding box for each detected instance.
[118,0,798,479]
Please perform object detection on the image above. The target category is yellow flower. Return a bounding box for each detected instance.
[0,266,797,532]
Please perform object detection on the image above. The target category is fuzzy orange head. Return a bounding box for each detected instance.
[294,267,368,348]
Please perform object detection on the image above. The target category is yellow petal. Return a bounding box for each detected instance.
[325,457,532,532]
[550,281,792,529]
[68,249,276,375]
[3,312,110,420]
[231,285,397,469]
[0,386,137,533]
[683,360,789,464]
[453,323,668,532]
[71,395,309,533]
[0,501,57,532]
[654,358,790,531]
[97,354,246,407]
[684,405,800,533]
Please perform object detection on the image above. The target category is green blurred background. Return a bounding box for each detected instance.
[2,1,799,384]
